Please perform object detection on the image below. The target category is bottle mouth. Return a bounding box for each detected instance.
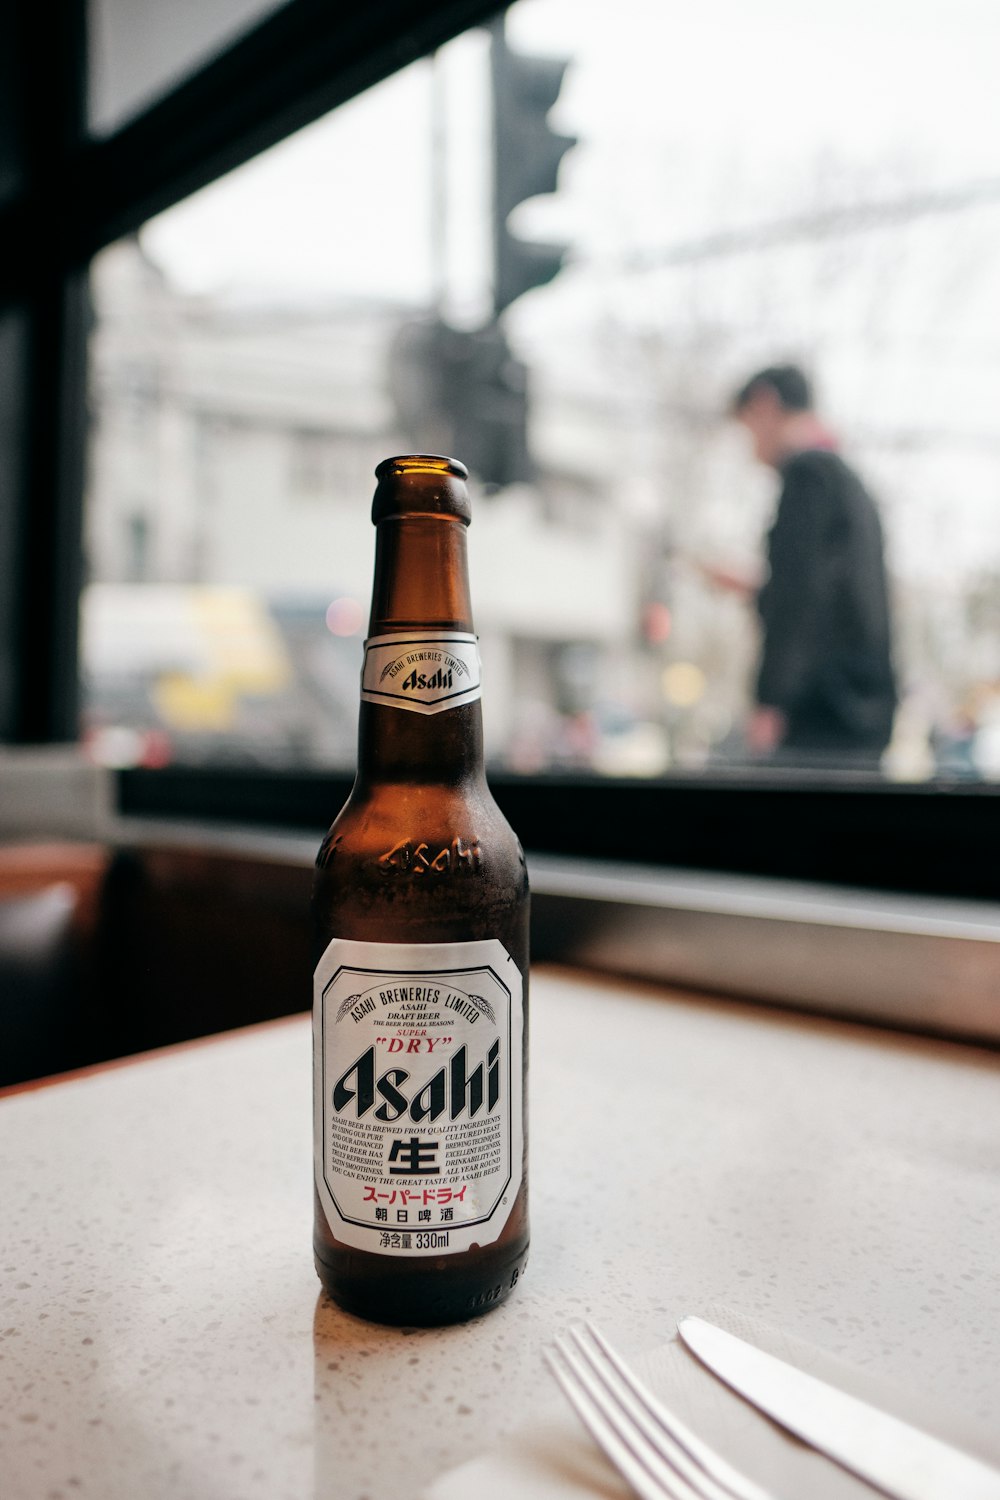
[372,454,472,524]
[375,455,469,481]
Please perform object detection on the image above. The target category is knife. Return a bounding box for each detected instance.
[677,1316,1000,1500]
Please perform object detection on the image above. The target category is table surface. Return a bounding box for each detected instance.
[2,966,999,1500]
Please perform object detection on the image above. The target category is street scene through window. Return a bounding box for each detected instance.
[82,0,1000,780]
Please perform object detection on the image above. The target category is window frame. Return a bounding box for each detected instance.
[1,0,997,909]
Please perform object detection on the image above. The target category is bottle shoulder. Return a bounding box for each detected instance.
[313,778,528,954]
[316,779,524,875]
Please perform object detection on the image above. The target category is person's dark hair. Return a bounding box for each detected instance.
[732,364,812,414]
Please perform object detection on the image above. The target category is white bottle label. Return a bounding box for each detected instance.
[360,632,481,714]
[313,937,524,1257]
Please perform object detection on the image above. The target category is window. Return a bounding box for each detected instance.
[3,0,999,902]
[80,0,1000,794]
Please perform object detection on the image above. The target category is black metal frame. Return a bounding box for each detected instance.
[1,0,996,904]
[119,766,998,903]
[0,0,505,741]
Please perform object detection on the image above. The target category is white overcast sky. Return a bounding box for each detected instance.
[141,0,1000,307]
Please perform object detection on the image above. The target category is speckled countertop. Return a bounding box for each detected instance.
[2,967,999,1500]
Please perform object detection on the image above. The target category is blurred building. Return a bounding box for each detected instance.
[84,239,644,770]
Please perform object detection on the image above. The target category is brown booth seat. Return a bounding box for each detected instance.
[0,840,313,1089]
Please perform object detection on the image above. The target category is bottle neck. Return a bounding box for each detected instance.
[367,514,474,633]
[357,515,485,786]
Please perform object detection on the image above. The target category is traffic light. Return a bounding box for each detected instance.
[490,17,576,315]
[389,317,531,489]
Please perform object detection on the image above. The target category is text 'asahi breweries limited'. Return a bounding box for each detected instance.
[360,633,482,714]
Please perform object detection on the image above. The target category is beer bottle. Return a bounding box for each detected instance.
[312,455,529,1325]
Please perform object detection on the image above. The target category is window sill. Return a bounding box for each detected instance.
[528,853,1000,1048]
[104,814,1000,1048]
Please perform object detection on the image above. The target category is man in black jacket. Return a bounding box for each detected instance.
[730,365,896,767]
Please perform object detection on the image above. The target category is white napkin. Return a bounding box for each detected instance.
[423,1306,1000,1500]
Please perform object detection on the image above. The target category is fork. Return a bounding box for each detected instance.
[545,1322,776,1500]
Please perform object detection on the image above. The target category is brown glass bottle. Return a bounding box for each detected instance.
[312,455,529,1326]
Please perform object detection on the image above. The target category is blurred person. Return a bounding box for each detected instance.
[711,364,896,767]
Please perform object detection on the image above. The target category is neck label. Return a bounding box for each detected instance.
[361,632,481,714]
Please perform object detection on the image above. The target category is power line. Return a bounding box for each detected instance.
[538,387,1000,454]
[622,177,1000,271]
